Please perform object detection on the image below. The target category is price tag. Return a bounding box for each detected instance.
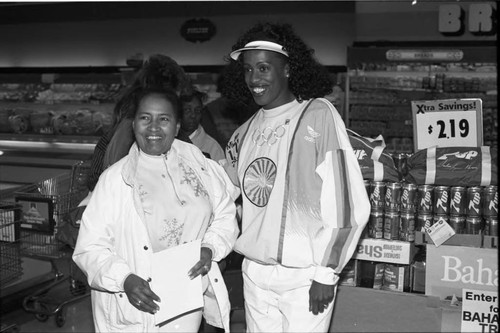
[412,99,483,151]
[425,218,456,247]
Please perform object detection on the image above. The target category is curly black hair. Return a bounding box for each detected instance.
[218,22,333,107]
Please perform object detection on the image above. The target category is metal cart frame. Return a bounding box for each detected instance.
[14,161,91,328]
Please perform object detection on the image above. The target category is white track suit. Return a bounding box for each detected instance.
[224,99,370,332]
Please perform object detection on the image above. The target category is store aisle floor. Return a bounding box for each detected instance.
[1,297,247,333]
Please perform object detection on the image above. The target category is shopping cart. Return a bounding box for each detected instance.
[0,202,23,333]
[15,161,91,328]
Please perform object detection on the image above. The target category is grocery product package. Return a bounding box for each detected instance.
[347,129,399,182]
[406,146,497,186]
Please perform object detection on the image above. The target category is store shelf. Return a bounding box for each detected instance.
[346,46,497,153]
[0,134,97,154]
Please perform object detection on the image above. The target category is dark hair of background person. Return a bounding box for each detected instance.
[86,54,193,192]
[217,22,333,108]
[180,89,207,105]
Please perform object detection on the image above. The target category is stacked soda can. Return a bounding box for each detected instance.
[466,186,483,234]
[481,185,498,236]
[449,186,467,234]
[413,184,498,236]
[433,185,451,232]
[399,182,417,242]
[416,185,434,232]
[383,182,402,241]
[368,181,385,239]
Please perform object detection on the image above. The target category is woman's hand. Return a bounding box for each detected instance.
[309,280,335,315]
[123,273,161,314]
[188,246,213,279]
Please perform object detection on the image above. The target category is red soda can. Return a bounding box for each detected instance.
[383,211,400,240]
[417,185,434,214]
[399,211,415,242]
[466,186,482,217]
[449,215,465,234]
[369,210,384,239]
[384,182,402,211]
[485,217,498,236]
[482,185,498,217]
[401,183,417,212]
[466,216,482,234]
[416,214,433,232]
[433,186,450,215]
[370,181,385,211]
[449,186,467,216]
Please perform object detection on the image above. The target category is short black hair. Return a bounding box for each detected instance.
[133,86,182,121]
[179,89,208,105]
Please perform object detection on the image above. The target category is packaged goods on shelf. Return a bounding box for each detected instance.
[406,146,497,186]
[339,259,359,287]
[381,263,411,293]
[357,261,385,289]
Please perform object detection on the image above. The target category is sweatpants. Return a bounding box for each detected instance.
[242,258,336,333]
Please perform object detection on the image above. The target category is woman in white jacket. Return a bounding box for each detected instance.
[73,87,238,332]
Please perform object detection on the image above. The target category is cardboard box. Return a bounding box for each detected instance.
[425,244,498,300]
[414,231,482,248]
[353,238,416,265]
[482,235,498,249]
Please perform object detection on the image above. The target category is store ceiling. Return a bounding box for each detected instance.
[0,1,355,25]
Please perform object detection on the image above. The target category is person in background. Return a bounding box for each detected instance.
[218,22,370,332]
[179,90,225,163]
[73,87,238,332]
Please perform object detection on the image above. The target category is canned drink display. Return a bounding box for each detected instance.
[368,210,384,239]
[383,211,400,240]
[485,217,498,236]
[416,214,433,232]
[399,211,415,242]
[482,185,498,217]
[369,181,385,211]
[433,214,449,229]
[417,185,434,214]
[384,182,402,211]
[449,215,466,234]
[466,216,483,234]
[466,186,483,217]
[433,186,450,215]
[449,186,467,216]
[400,183,417,212]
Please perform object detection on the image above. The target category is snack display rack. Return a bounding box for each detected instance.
[13,161,90,328]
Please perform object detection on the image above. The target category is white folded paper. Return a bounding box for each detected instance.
[151,239,203,325]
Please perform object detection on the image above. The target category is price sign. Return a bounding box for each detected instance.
[412,98,483,151]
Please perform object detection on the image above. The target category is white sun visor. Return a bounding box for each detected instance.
[230,40,289,60]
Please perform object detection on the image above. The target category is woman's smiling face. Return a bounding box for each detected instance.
[133,92,180,156]
[242,50,294,110]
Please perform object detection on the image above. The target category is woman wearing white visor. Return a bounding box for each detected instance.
[218,22,370,332]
